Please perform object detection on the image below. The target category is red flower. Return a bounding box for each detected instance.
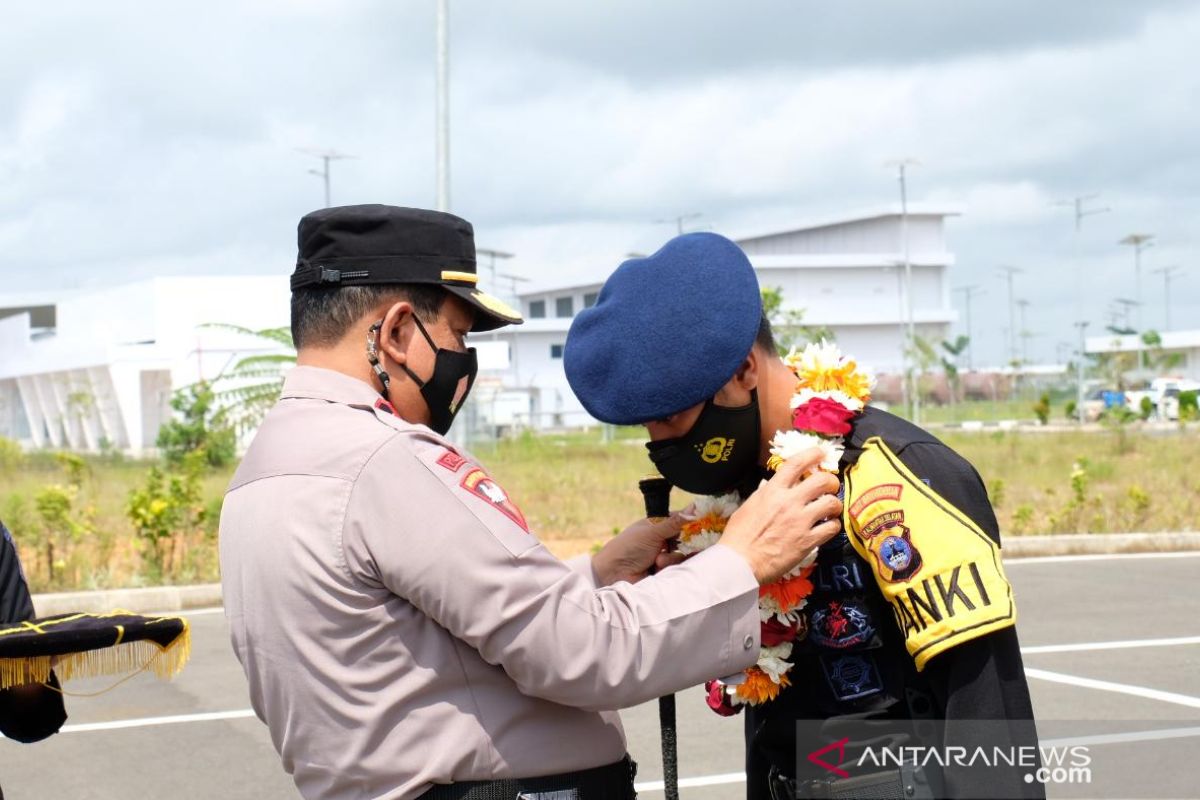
[760,616,802,647]
[705,680,743,717]
[792,397,856,436]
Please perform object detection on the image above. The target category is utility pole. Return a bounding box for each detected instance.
[1053,194,1109,424]
[1151,266,1183,330]
[953,285,984,370]
[435,0,450,211]
[301,149,355,207]
[1075,321,1089,424]
[886,158,920,424]
[476,248,514,288]
[1114,298,1139,332]
[654,212,703,235]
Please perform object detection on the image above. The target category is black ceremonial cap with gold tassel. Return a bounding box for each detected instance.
[0,610,191,689]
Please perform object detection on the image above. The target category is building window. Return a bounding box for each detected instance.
[555,296,574,318]
[529,299,546,318]
[550,343,564,359]
[583,292,599,308]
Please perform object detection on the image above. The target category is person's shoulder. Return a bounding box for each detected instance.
[847,407,941,455]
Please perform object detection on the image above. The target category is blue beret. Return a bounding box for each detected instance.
[564,232,762,425]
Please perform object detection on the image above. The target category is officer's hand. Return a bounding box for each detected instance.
[592,512,686,586]
[720,448,842,585]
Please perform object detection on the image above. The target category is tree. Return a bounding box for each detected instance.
[202,324,296,432]
[760,287,833,355]
[156,382,237,469]
[940,335,970,405]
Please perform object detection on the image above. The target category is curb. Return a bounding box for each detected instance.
[30,532,1200,615]
[32,583,223,617]
[1002,532,1200,558]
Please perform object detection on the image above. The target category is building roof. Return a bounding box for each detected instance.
[732,203,963,245]
[1086,329,1200,353]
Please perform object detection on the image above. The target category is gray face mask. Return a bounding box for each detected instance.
[644,389,761,495]
[367,317,478,435]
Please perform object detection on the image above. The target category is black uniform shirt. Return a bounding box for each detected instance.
[0,519,68,743]
[744,408,1043,800]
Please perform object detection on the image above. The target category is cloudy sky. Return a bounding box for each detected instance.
[2,0,1197,367]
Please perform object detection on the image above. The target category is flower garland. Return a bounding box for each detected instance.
[674,340,873,715]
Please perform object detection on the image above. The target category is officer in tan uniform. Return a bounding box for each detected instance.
[219,204,844,800]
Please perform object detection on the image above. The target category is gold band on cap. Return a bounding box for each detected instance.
[441,270,479,284]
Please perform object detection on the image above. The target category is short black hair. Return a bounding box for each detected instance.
[754,313,777,355]
[290,284,447,349]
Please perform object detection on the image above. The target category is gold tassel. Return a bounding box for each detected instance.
[0,618,191,691]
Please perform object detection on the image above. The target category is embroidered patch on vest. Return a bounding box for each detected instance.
[809,599,877,650]
[821,653,883,701]
[461,468,529,533]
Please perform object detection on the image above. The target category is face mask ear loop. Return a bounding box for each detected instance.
[367,321,393,400]
[396,314,442,388]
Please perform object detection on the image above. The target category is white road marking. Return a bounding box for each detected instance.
[1025,668,1200,709]
[1042,726,1200,748]
[635,771,745,792]
[1022,635,1200,654]
[147,606,226,617]
[61,709,257,733]
[1006,551,1200,565]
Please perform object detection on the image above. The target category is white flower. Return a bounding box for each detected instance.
[760,595,810,619]
[769,430,844,472]
[784,339,843,374]
[676,530,721,555]
[790,388,864,413]
[685,492,741,520]
[757,643,795,684]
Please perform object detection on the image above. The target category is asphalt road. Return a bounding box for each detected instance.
[3,552,1199,799]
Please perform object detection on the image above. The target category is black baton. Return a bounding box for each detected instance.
[638,476,680,800]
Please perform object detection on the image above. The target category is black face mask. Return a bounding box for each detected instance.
[368,317,478,435]
[645,389,761,495]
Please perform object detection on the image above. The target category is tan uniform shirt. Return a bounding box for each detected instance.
[220,366,760,800]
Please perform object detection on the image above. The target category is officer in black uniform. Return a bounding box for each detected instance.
[563,232,1043,800]
[0,518,68,745]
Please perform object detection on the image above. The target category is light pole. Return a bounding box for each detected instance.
[886,158,920,424]
[1151,265,1183,330]
[1114,298,1139,333]
[1053,193,1110,235]
[1075,321,1089,423]
[300,149,355,207]
[1016,299,1031,364]
[997,266,1023,366]
[953,285,984,370]
[654,212,703,235]
[1118,234,1154,333]
[435,0,450,211]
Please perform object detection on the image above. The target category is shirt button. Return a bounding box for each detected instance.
[743,635,755,650]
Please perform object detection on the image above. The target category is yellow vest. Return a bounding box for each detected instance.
[842,437,1016,671]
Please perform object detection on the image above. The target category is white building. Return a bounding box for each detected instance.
[1085,329,1200,380]
[0,205,962,448]
[0,277,291,452]
[487,205,961,428]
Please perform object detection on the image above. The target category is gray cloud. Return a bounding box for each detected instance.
[0,0,1197,369]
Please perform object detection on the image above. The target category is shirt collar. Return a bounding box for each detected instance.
[280,365,384,408]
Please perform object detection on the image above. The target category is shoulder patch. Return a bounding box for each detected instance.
[460,468,529,533]
[842,437,1015,671]
[436,450,468,473]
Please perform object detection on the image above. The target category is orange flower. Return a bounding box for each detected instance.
[759,568,815,614]
[735,666,790,705]
[795,359,872,403]
[680,512,729,541]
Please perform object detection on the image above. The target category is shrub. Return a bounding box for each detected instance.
[156,382,237,469]
[0,437,24,471]
[1033,394,1051,426]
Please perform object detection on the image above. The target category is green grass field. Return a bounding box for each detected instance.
[3,421,1197,592]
